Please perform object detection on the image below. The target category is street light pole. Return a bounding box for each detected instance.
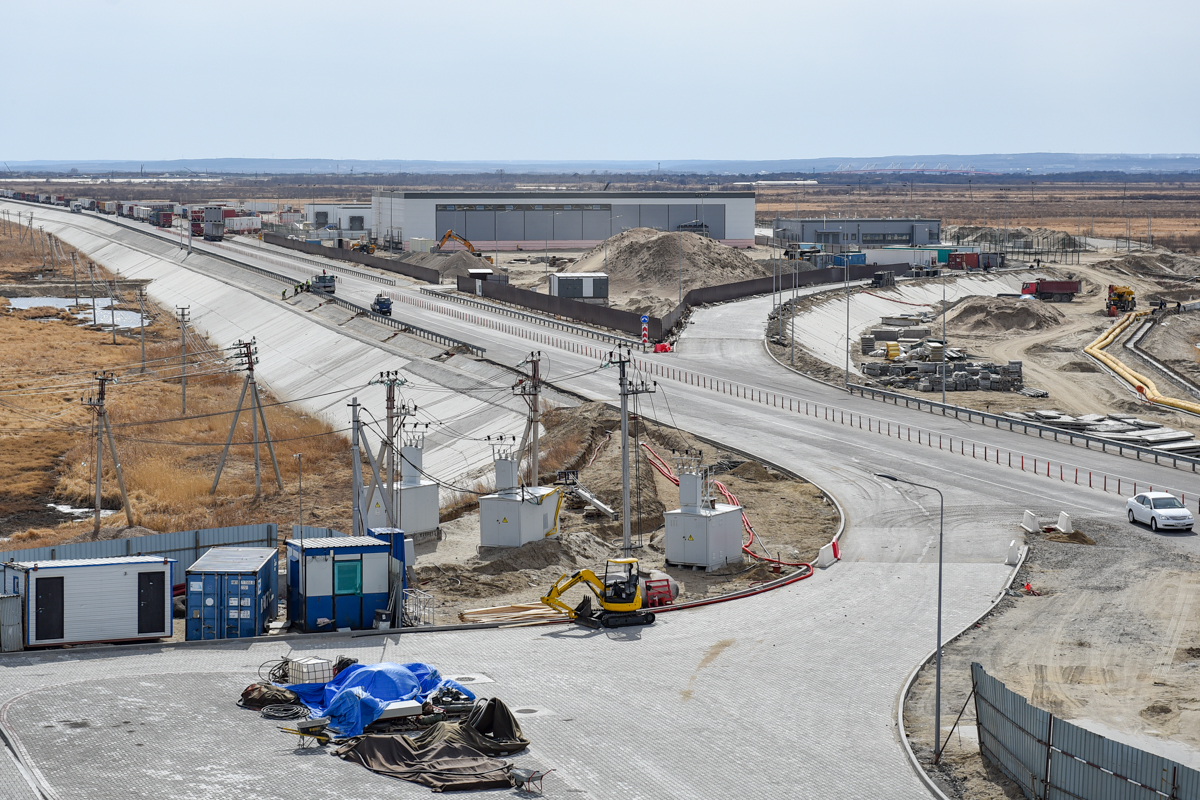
[877,473,945,764]
[844,264,851,389]
[941,266,947,407]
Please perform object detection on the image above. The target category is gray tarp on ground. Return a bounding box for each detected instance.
[333,698,530,792]
[335,738,513,793]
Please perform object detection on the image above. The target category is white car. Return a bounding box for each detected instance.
[1127,492,1194,532]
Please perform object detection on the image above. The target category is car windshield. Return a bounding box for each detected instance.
[1153,497,1184,509]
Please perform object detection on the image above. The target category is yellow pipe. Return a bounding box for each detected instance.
[1084,310,1200,415]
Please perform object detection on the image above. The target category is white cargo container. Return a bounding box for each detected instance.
[101,201,117,214]
[861,247,935,267]
[224,216,262,233]
[1,556,176,648]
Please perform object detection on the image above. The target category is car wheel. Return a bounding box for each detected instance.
[1128,509,1136,523]
[1151,517,1159,532]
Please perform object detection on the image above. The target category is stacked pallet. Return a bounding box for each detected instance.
[458,603,569,625]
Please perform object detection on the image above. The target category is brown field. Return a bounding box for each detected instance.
[0,231,354,548]
[756,181,1200,251]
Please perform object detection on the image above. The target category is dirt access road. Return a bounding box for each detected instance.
[905,515,1200,798]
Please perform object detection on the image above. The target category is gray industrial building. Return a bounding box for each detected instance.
[772,218,941,247]
[373,190,756,251]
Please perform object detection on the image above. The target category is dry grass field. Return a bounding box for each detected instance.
[0,231,354,548]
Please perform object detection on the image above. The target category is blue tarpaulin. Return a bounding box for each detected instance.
[285,662,475,737]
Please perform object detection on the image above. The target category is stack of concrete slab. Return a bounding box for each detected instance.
[1003,410,1196,454]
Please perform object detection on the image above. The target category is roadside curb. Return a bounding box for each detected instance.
[894,543,1030,800]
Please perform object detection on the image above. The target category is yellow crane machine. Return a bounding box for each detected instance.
[541,558,656,629]
[1106,285,1136,316]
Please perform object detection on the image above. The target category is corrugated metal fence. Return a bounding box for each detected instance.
[973,662,1200,799]
[0,594,21,652]
[0,524,277,572]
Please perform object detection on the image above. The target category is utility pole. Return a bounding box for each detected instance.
[87,262,98,325]
[211,338,283,497]
[81,371,134,536]
[513,352,543,487]
[70,252,79,308]
[137,287,146,372]
[608,348,655,557]
[176,306,190,413]
[294,453,304,530]
[368,370,409,528]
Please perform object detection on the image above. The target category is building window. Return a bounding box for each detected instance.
[334,561,362,595]
[314,211,329,226]
[850,233,856,240]
[862,232,912,244]
[349,216,364,231]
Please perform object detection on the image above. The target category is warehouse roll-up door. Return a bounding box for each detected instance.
[138,572,165,634]
[35,576,64,641]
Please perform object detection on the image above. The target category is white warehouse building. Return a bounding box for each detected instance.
[372,190,756,252]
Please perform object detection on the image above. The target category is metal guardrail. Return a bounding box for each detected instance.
[312,289,485,356]
[222,240,396,286]
[419,286,641,348]
[847,382,1200,472]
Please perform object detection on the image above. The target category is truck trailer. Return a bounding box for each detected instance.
[1021,279,1081,302]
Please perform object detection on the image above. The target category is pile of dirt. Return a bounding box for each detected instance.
[1045,529,1096,545]
[473,531,610,575]
[730,461,781,482]
[567,228,771,304]
[402,251,492,282]
[946,225,1082,250]
[948,296,1066,333]
[1092,251,1200,279]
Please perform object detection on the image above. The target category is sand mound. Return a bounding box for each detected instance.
[729,461,779,482]
[949,296,1066,333]
[473,531,610,575]
[567,228,770,301]
[1046,530,1095,545]
[1092,252,1200,279]
[946,225,1082,250]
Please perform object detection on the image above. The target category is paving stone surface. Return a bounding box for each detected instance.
[0,562,1008,799]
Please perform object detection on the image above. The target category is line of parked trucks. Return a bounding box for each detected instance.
[0,190,262,240]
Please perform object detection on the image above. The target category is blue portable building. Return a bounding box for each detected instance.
[287,536,390,632]
[366,527,415,593]
[185,547,278,641]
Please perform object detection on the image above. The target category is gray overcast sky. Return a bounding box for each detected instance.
[5,0,1197,161]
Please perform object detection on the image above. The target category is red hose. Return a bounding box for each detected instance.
[640,443,810,568]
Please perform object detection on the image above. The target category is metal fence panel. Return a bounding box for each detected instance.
[972,662,1051,800]
[1047,749,1162,800]
[1176,764,1200,800]
[1052,719,1175,799]
[973,663,1200,800]
[0,524,276,571]
[0,594,21,652]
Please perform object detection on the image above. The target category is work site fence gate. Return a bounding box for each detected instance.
[972,662,1200,800]
[0,524,277,572]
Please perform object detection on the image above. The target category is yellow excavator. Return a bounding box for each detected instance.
[541,558,656,629]
[437,229,494,264]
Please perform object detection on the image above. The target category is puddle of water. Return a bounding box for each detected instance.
[1073,717,1200,769]
[47,503,115,519]
[6,297,148,330]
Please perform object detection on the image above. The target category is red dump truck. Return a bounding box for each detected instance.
[1021,279,1081,302]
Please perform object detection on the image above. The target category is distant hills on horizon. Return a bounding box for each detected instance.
[4,153,1200,176]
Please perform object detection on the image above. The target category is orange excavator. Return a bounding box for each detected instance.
[437,230,494,264]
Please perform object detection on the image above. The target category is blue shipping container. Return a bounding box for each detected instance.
[185,547,278,641]
[287,537,390,632]
[833,253,867,266]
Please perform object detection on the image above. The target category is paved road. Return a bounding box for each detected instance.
[4,203,1199,798]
